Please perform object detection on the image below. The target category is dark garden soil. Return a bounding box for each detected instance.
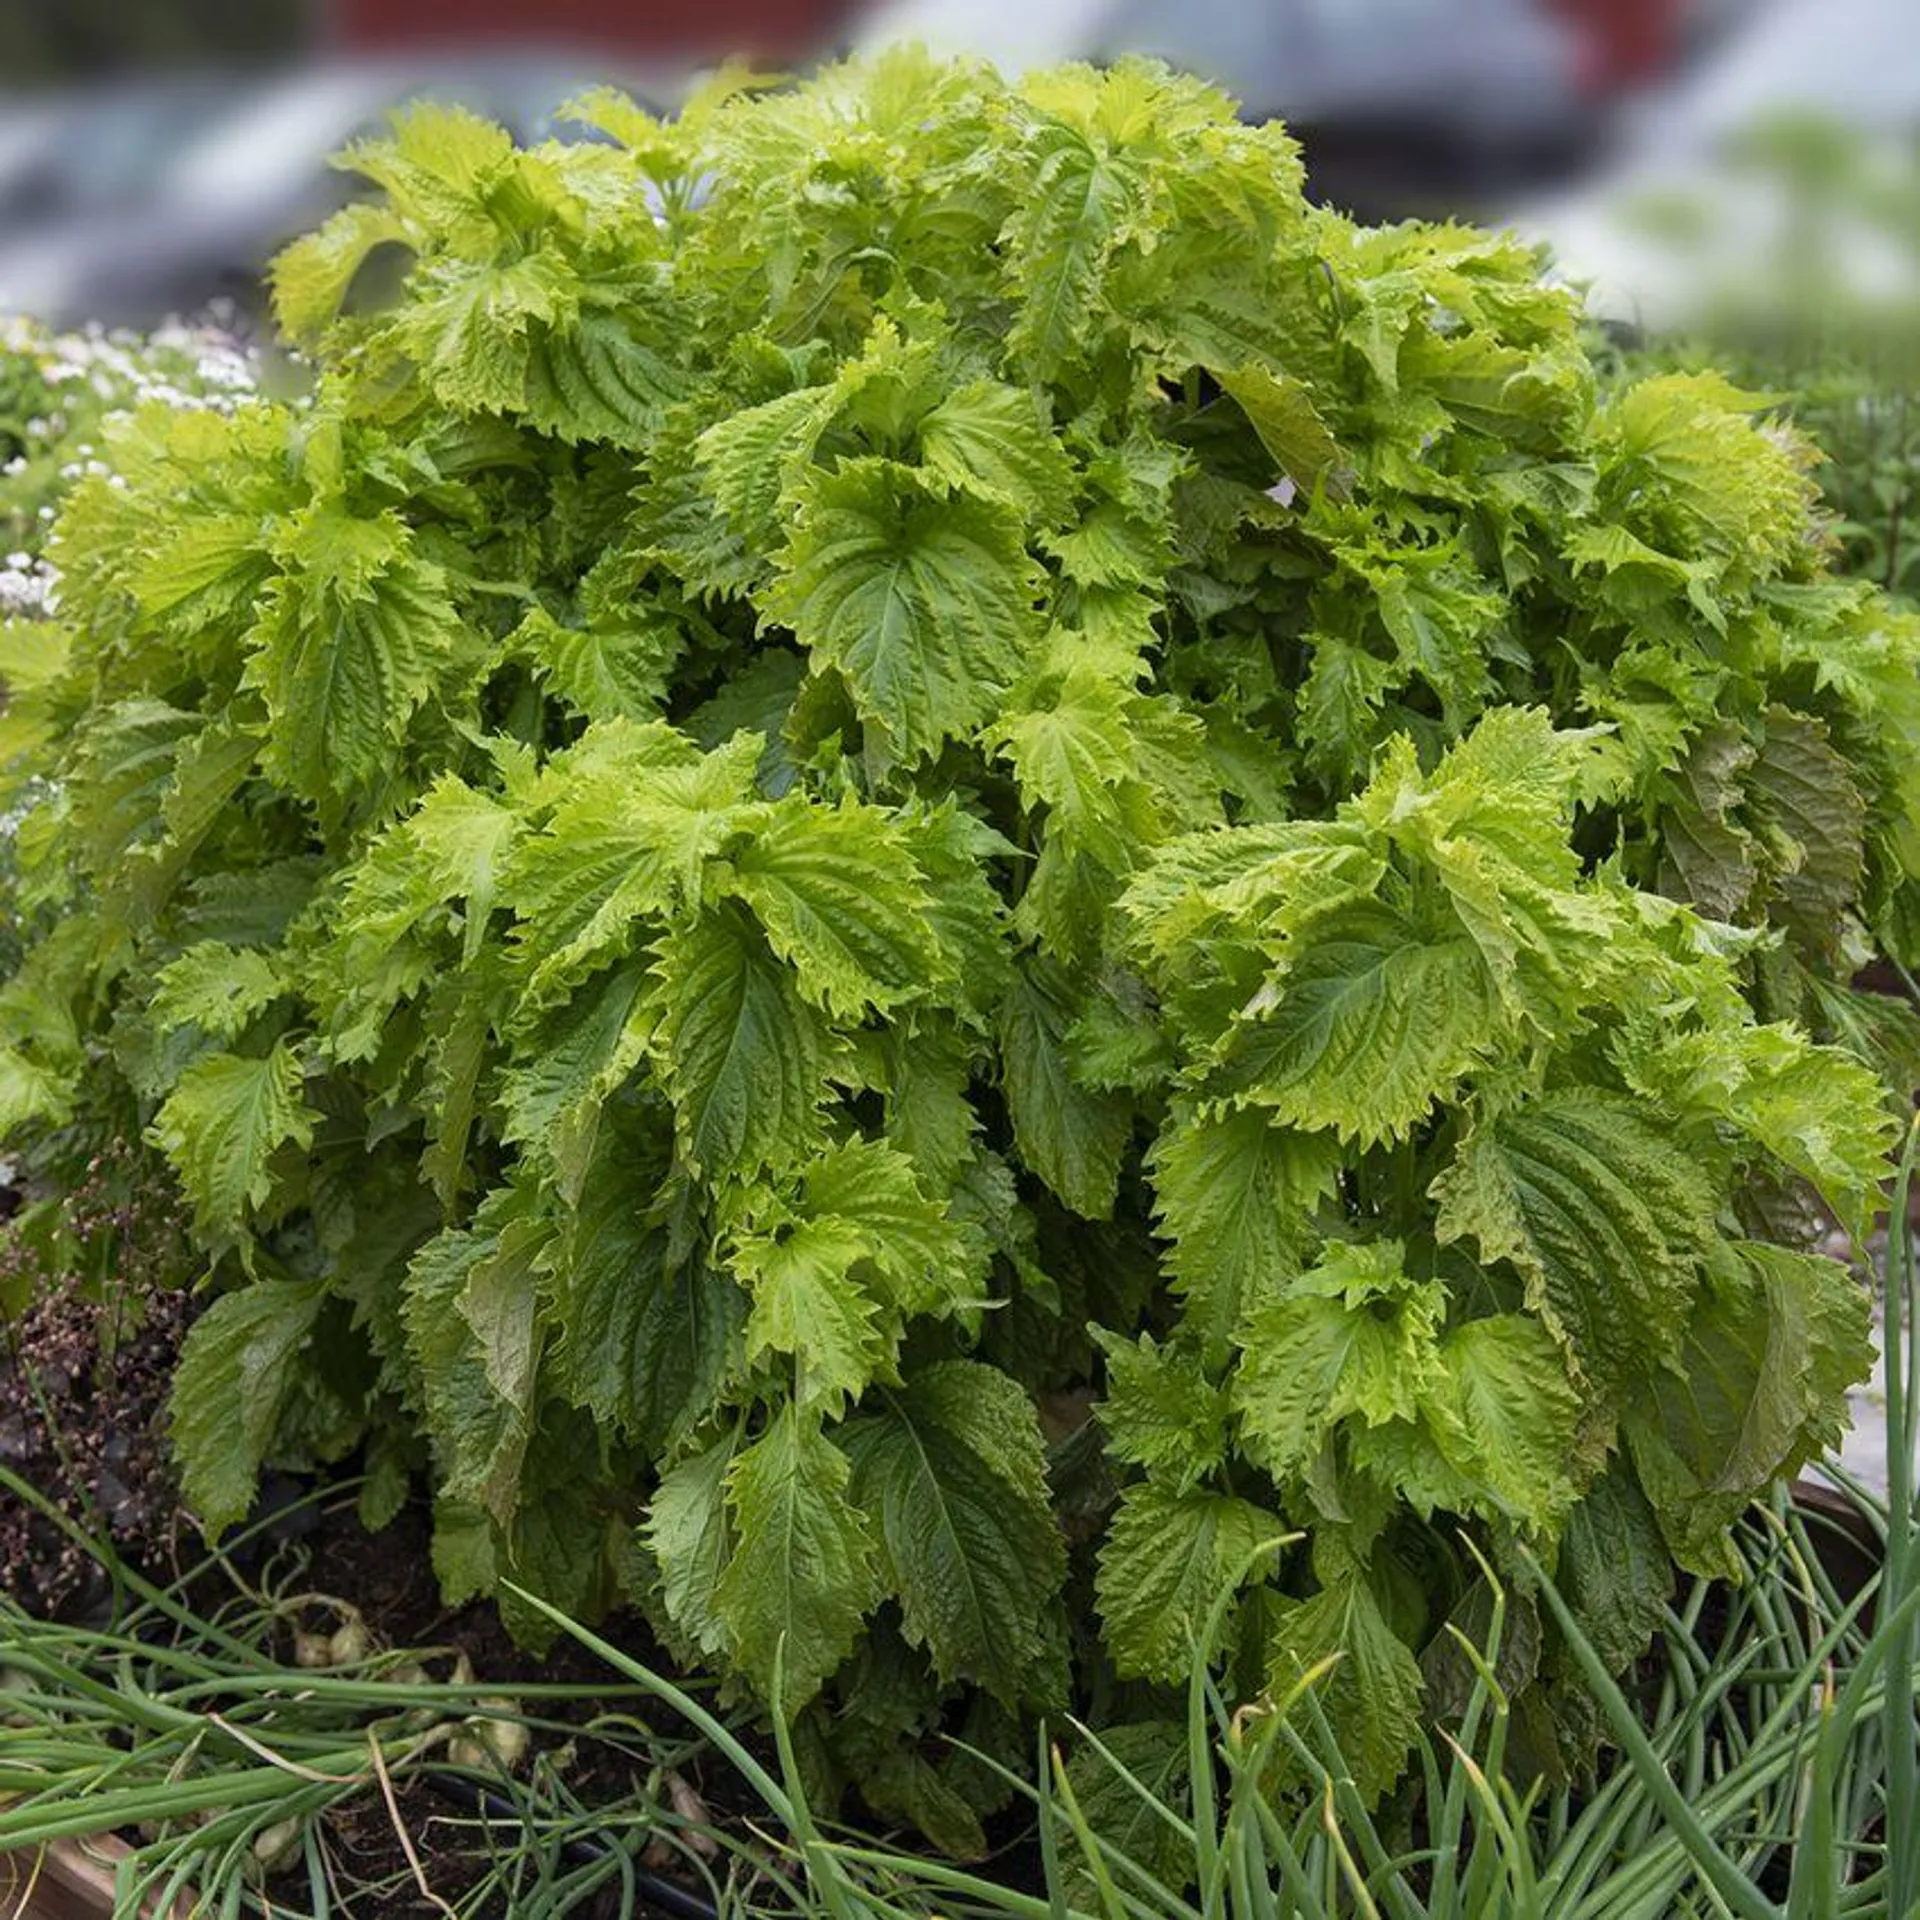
[0,1148,201,1619]
[0,1274,194,1621]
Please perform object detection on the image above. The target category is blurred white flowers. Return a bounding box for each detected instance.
[0,312,261,605]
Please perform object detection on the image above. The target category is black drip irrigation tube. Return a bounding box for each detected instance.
[424,1768,722,1920]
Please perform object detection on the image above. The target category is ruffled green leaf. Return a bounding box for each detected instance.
[845,1361,1066,1704]
[1434,1090,1717,1389]
[149,1043,314,1236]
[1096,1478,1284,1685]
[714,1404,884,1715]
[768,459,1044,761]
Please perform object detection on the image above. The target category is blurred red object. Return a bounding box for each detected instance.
[1544,0,1679,90]
[325,0,852,61]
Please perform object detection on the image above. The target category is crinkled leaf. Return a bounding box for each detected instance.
[714,1404,884,1715]
[649,1428,742,1659]
[1233,1243,1446,1481]
[1267,1565,1424,1806]
[768,459,1043,761]
[1420,1313,1581,1533]
[1096,1478,1284,1685]
[169,1279,328,1533]
[1216,905,1495,1147]
[1434,1090,1717,1389]
[844,1361,1066,1704]
[1094,1329,1231,1493]
[1626,1242,1872,1578]
[918,379,1076,520]
[999,959,1134,1217]
[726,794,940,1017]
[149,944,285,1042]
[247,518,459,802]
[648,906,835,1180]
[1148,1103,1341,1371]
[149,1043,314,1236]
[1558,1461,1673,1672]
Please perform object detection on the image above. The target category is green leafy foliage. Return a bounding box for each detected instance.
[1,55,1911,1841]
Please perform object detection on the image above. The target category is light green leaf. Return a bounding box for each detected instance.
[726,794,940,1018]
[1004,124,1135,381]
[510,730,762,999]
[149,1043,314,1235]
[696,383,836,554]
[769,458,1044,762]
[524,302,689,446]
[458,1212,548,1414]
[793,1138,980,1316]
[398,250,575,414]
[734,1212,893,1415]
[513,604,680,723]
[1148,1103,1341,1371]
[917,379,1075,520]
[990,667,1140,869]
[1617,1017,1894,1243]
[247,513,459,802]
[1233,1242,1446,1481]
[317,777,520,1061]
[129,513,276,630]
[715,1403,884,1715]
[430,1499,497,1609]
[1215,364,1348,498]
[149,943,286,1042]
[648,1428,742,1659]
[1420,1313,1581,1533]
[0,1048,77,1136]
[648,906,835,1181]
[169,1279,329,1533]
[271,200,413,341]
[1216,905,1495,1147]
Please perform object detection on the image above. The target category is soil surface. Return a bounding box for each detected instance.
[1,1276,195,1619]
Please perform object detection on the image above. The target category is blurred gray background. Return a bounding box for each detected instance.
[0,1,1910,367]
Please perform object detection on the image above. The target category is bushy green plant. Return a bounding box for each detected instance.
[2,55,1916,1842]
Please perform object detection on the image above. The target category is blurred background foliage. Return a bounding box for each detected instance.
[1606,112,1920,603]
